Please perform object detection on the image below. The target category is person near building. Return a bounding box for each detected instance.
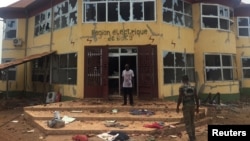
[176,75,199,141]
[122,64,134,106]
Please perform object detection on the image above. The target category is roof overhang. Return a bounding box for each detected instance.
[0,51,56,70]
[235,4,250,16]
[0,0,63,19]
[190,0,241,8]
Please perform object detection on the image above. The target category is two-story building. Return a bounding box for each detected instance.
[0,0,249,102]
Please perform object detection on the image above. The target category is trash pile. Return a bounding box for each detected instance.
[43,106,181,141]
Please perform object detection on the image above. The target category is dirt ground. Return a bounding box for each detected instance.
[0,98,249,141]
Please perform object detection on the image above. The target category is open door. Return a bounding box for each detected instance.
[138,45,158,99]
[84,47,108,98]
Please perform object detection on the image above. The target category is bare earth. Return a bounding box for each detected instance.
[0,98,249,141]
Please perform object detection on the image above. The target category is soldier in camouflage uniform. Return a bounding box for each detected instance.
[176,75,199,141]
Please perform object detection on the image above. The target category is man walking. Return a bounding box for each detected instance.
[176,75,199,141]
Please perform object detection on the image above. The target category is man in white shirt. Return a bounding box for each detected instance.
[122,64,134,106]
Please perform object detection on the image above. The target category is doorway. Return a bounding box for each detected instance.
[108,47,137,97]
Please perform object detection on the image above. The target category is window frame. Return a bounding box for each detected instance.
[241,57,250,79]
[237,16,250,37]
[52,53,77,85]
[204,53,237,81]
[34,9,52,36]
[163,51,195,84]
[34,0,77,36]
[0,58,16,81]
[83,0,156,23]
[162,0,193,28]
[201,3,234,31]
[4,19,17,39]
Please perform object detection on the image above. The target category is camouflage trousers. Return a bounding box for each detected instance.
[182,105,196,141]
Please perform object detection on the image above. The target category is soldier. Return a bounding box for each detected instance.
[176,75,199,141]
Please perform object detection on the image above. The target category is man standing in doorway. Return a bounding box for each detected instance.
[176,75,199,141]
[122,64,134,106]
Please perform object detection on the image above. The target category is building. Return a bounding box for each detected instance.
[0,0,249,102]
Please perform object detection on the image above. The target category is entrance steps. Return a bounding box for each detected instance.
[23,99,210,136]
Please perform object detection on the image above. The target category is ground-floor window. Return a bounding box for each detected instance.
[205,54,237,81]
[0,58,16,81]
[242,57,250,79]
[52,53,77,84]
[163,51,195,84]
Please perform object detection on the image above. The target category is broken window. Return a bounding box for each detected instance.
[201,3,233,31]
[237,17,250,37]
[205,54,235,81]
[4,19,17,39]
[108,2,118,22]
[53,0,77,30]
[242,57,250,78]
[163,51,195,84]
[0,59,16,81]
[162,0,192,28]
[34,9,51,36]
[83,0,155,23]
[120,2,130,21]
[52,53,77,84]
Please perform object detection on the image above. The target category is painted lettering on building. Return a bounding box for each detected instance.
[92,29,148,41]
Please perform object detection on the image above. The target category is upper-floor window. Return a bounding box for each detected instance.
[162,0,192,28]
[35,9,51,36]
[54,0,77,30]
[237,17,250,37]
[205,54,237,81]
[4,19,17,39]
[242,57,250,79]
[34,0,77,36]
[163,51,195,84]
[83,0,155,23]
[201,3,233,31]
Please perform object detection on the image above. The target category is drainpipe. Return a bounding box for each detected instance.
[24,9,29,95]
[49,0,54,89]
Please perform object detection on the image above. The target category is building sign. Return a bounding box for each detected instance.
[92,29,148,41]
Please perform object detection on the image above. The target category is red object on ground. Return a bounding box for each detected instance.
[143,122,163,129]
[72,135,88,141]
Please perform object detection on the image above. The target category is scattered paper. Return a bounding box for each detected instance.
[71,110,83,113]
[169,125,176,128]
[170,135,177,138]
[61,115,76,124]
[27,129,35,133]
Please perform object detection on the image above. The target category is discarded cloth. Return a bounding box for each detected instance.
[47,119,65,128]
[109,131,129,141]
[62,115,75,124]
[143,122,164,129]
[72,135,88,141]
[97,132,119,141]
[104,120,128,129]
[97,131,129,141]
[130,109,155,116]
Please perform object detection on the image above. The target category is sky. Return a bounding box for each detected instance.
[0,0,250,63]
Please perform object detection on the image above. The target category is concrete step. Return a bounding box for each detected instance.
[23,100,209,136]
[24,109,184,121]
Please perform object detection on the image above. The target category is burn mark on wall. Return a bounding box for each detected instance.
[146,24,163,37]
